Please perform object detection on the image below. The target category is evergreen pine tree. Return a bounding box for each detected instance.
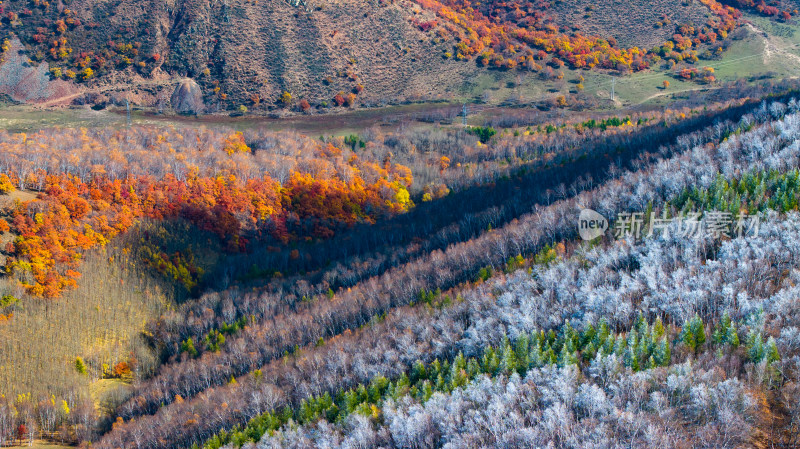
[766,337,780,364]
[602,332,615,356]
[344,390,359,414]
[441,359,451,382]
[748,332,765,363]
[356,384,368,402]
[454,352,466,371]
[635,312,647,336]
[430,359,442,379]
[682,315,706,352]
[693,314,706,349]
[325,403,339,423]
[422,380,433,402]
[714,312,731,345]
[683,326,697,352]
[614,335,626,356]
[410,360,427,384]
[653,317,665,340]
[529,339,544,368]
[466,358,481,377]
[597,320,610,346]
[482,347,499,374]
[727,323,740,348]
[559,341,578,366]
[629,350,640,372]
[435,373,446,391]
[515,334,530,369]
[545,345,557,365]
[639,329,653,359]
[582,341,597,362]
[74,357,87,375]
[451,360,467,389]
[582,323,596,348]
[500,343,518,374]
[563,321,578,349]
[181,338,198,357]
[626,329,638,354]
[653,336,671,367]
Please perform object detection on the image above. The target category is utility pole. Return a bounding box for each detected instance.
[610,76,616,102]
[462,103,467,126]
[126,99,132,127]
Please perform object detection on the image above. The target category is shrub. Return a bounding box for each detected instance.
[280,91,292,106]
[80,67,93,81]
[333,92,345,106]
[0,294,17,307]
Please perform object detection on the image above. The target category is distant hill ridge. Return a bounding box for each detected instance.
[0,0,757,110]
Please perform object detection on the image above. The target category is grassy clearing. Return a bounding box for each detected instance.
[0,101,457,137]
[25,440,73,449]
[576,18,800,106]
[89,379,134,417]
[0,106,126,132]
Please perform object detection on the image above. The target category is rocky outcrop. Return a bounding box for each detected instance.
[170,79,204,115]
[0,38,79,104]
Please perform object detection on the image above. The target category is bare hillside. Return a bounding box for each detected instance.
[0,0,475,109]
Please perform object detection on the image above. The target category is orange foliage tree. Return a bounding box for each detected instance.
[413,0,741,72]
[0,128,413,298]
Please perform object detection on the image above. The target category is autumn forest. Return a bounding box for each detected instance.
[2,0,800,447]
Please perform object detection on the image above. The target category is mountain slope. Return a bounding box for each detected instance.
[0,0,766,110]
[0,0,477,108]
